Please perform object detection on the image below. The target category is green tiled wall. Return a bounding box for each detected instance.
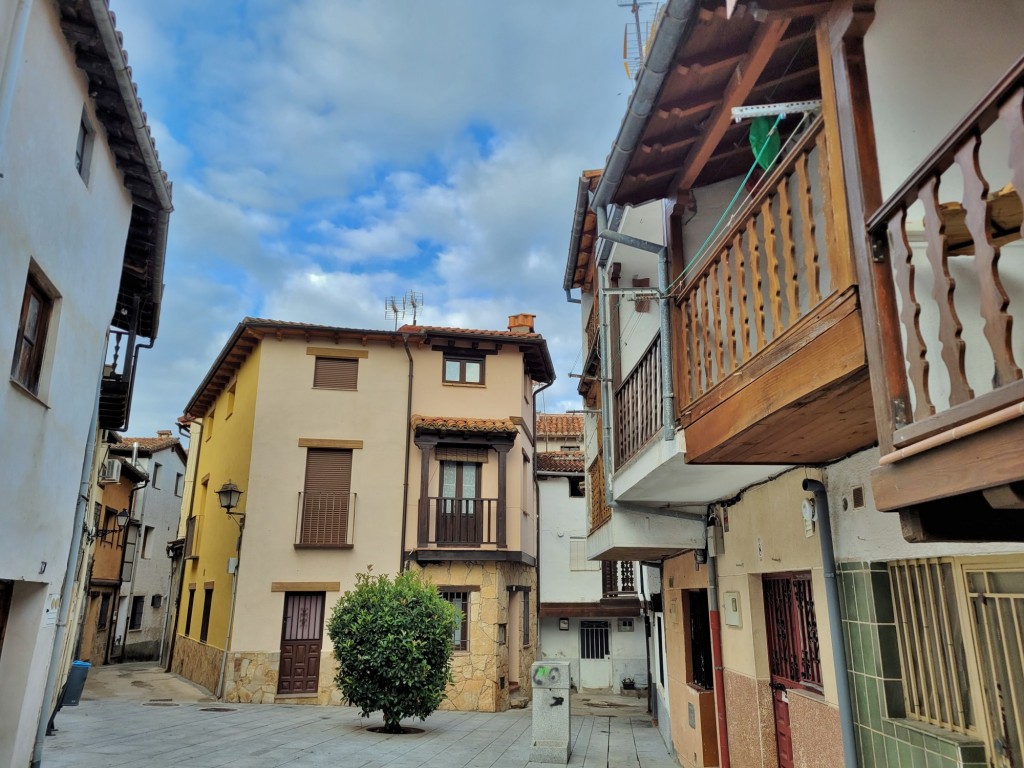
[836,562,987,768]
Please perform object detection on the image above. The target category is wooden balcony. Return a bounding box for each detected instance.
[421,496,499,547]
[675,117,876,464]
[867,57,1024,517]
[615,336,662,467]
[601,560,636,598]
[295,491,355,548]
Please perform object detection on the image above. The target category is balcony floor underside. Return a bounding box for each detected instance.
[680,288,877,464]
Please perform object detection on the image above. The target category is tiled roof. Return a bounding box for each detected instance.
[537,452,585,474]
[411,415,520,435]
[537,413,583,437]
[110,436,180,454]
[399,324,541,340]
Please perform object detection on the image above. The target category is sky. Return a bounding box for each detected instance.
[114,0,635,439]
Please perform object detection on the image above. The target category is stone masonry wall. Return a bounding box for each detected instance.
[171,634,221,695]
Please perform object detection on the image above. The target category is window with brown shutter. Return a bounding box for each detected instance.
[299,449,353,547]
[313,357,358,390]
[10,273,54,394]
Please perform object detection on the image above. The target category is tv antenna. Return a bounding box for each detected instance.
[384,290,425,330]
[618,1,662,80]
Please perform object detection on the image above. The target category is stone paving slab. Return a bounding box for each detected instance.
[43,665,676,768]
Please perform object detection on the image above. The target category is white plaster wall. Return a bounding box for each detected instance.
[538,617,647,693]
[827,448,1024,563]
[538,475,601,603]
[0,2,135,764]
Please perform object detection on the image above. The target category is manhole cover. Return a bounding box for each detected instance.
[143,702,179,707]
[366,726,424,734]
[199,707,237,713]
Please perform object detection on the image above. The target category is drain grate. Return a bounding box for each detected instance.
[199,707,237,713]
[143,702,179,707]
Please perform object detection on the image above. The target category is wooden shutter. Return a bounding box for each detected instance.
[301,449,352,546]
[313,357,358,390]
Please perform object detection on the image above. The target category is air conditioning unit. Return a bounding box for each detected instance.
[99,458,121,484]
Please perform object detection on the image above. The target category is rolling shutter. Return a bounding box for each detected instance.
[313,357,358,390]
[300,449,352,546]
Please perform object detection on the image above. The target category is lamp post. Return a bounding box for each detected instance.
[216,481,244,700]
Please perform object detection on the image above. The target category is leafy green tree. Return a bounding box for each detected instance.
[327,570,460,733]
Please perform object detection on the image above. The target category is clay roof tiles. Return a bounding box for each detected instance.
[537,452,585,474]
[411,415,520,435]
[110,436,180,453]
[537,413,583,437]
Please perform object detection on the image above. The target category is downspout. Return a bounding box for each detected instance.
[216,520,243,700]
[32,372,100,767]
[656,242,674,440]
[0,0,33,179]
[531,378,555,657]
[803,479,857,768]
[596,253,615,505]
[166,418,201,672]
[118,445,148,661]
[399,334,414,571]
[706,511,731,768]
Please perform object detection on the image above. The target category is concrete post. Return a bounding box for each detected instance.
[530,661,571,764]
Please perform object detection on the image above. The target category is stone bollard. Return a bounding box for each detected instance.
[530,661,571,764]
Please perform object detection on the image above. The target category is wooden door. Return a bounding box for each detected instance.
[437,461,482,544]
[771,684,794,768]
[278,592,325,695]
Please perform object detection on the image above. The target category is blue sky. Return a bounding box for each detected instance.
[115,1,633,437]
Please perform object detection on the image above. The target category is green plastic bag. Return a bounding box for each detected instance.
[749,115,781,171]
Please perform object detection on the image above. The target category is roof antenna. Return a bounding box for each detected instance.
[405,290,424,326]
[384,295,406,330]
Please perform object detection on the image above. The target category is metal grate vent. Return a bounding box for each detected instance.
[852,486,865,509]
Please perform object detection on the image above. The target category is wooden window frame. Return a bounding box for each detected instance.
[184,587,195,636]
[522,589,531,648]
[199,587,213,643]
[298,448,354,548]
[440,589,469,651]
[686,589,714,691]
[75,111,94,183]
[438,460,482,499]
[442,355,485,385]
[97,592,111,631]
[313,357,359,391]
[10,272,54,395]
[763,572,823,692]
[128,595,145,631]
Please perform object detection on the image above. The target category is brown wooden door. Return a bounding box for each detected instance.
[278,592,324,695]
[771,684,794,768]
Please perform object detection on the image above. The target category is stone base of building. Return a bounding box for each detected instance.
[171,634,222,695]
[223,650,347,705]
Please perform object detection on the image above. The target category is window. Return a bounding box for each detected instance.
[570,538,600,571]
[226,382,235,416]
[889,560,973,733]
[568,478,585,498]
[174,473,184,497]
[184,516,198,558]
[687,590,713,690]
[441,590,468,651]
[184,588,195,636]
[299,449,353,547]
[129,595,145,631]
[204,410,214,441]
[763,573,822,691]
[141,525,154,559]
[200,587,213,643]
[580,620,609,659]
[522,590,530,647]
[437,461,483,544]
[313,357,358,390]
[97,593,111,630]
[10,272,54,394]
[560,444,580,452]
[443,355,484,384]
[152,462,162,489]
[75,111,94,182]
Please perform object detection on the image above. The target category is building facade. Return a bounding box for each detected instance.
[565,2,1024,766]
[0,0,170,763]
[171,315,554,713]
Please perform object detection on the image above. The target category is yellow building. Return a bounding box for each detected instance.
[171,315,554,712]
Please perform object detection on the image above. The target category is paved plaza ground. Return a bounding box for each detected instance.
[42,664,678,768]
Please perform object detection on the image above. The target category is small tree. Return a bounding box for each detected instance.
[327,570,460,733]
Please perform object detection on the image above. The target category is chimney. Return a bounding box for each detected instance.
[507,313,536,335]
[156,429,172,437]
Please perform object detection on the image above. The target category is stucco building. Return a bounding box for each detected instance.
[564,2,1024,766]
[0,1,170,764]
[171,315,554,713]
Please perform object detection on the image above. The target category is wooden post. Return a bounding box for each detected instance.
[414,437,435,546]
[495,443,512,548]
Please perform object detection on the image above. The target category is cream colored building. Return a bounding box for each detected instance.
[172,315,554,714]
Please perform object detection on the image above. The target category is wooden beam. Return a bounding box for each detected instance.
[270,582,341,593]
[297,438,363,450]
[671,17,791,195]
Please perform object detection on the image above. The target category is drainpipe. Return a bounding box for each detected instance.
[117,444,148,661]
[803,479,858,768]
[0,0,33,179]
[399,334,414,571]
[531,377,555,657]
[705,512,731,768]
[31,369,99,768]
[656,241,674,441]
[166,418,202,672]
[597,260,615,505]
[216,520,244,700]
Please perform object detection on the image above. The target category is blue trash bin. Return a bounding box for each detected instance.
[63,660,91,706]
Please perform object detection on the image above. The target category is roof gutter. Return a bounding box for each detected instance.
[592,0,702,211]
[563,175,593,299]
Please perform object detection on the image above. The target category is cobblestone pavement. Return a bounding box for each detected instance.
[43,664,678,768]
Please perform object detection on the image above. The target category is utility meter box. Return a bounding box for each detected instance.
[531,661,571,764]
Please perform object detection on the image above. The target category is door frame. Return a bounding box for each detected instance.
[277,591,326,695]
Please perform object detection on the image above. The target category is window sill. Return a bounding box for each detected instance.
[9,377,49,408]
[442,382,486,389]
[294,544,354,550]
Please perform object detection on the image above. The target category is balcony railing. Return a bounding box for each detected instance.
[615,335,662,467]
[423,496,498,546]
[588,456,611,533]
[585,302,600,356]
[867,56,1024,451]
[601,560,636,598]
[295,491,356,548]
[675,117,846,407]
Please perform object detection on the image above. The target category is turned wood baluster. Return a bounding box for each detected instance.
[920,176,974,405]
[1004,88,1024,240]
[887,211,933,420]
[689,292,703,397]
[680,298,693,406]
[724,240,738,375]
[737,232,751,365]
[796,150,821,308]
[700,277,713,389]
[711,260,725,380]
[956,132,1021,387]
[816,131,838,294]
[762,200,783,342]
[779,174,800,325]
[747,217,767,355]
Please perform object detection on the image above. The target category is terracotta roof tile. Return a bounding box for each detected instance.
[537,413,584,437]
[110,436,180,453]
[537,452,585,473]
[411,415,520,435]
[398,324,541,340]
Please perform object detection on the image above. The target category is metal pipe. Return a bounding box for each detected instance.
[597,249,616,507]
[166,418,202,672]
[216,521,244,700]
[31,367,99,768]
[705,515,731,768]
[657,245,675,440]
[399,334,414,571]
[564,288,581,304]
[803,478,858,768]
[0,0,33,179]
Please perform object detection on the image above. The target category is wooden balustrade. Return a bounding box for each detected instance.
[675,117,844,408]
[585,302,600,355]
[588,456,611,533]
[614,335,662,466]
[867,56,1024,447]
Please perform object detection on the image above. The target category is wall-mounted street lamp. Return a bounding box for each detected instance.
[217,480,244,526]
[90,508,131,543]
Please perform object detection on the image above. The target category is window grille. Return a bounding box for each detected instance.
[441,591,469,650]
[580,620,609,659]
[763,573,822,690]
